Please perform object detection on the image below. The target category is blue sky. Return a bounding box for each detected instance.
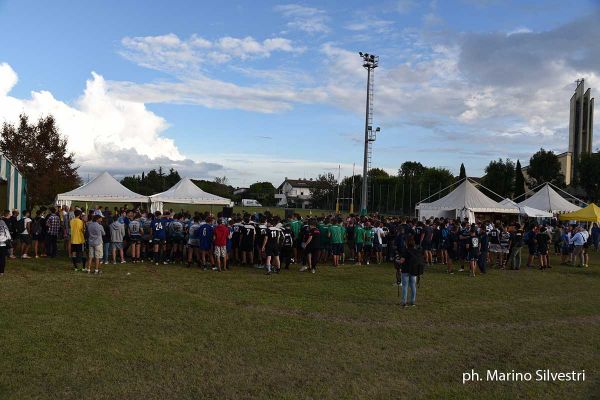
[1,0,599,186]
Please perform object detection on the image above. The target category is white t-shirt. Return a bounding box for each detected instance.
[22,217,32,234]
[374,227,385,244]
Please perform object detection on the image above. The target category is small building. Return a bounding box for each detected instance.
[275,178,317,208]
[233,187,249,196]
[0,153,27,211]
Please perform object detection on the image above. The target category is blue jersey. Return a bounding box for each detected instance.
[196,223,214,249]
[152,219,166,240]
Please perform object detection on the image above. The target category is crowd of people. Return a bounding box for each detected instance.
[0,205,598,305]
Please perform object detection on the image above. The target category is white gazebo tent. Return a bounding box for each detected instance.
[56,171,148,207]
[499,198,553,218]
[416,179,517,223]
[149,177,231,212]
[517,183,582,214]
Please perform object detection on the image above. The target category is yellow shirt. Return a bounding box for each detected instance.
[70,218,85,244]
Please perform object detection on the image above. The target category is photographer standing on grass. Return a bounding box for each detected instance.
[396,237,425,307]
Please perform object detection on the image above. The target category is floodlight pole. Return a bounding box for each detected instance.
[359,52,378,216]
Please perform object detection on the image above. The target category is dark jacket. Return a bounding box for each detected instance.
[400,248,425,276]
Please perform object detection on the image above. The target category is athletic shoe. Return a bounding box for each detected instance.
[311,268,316,274]
[163,262,168,265]
[401,303,407,307]
[366,261,370,265]
[299,266,308,272]
[155,262,159,266]
[212,267,218,271]
[9,255,16,259]
[458,268,464,272]
[21,254,31,259]
[121,260,126,264]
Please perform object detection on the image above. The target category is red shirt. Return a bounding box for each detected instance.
[214,224,229,246]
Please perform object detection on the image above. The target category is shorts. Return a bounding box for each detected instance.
[355,243,364,253]
[421,241,432,251]
[528,245,537,255]
[199,241,212,251]
[373,242,382,251]
[187,239,199,248]
[214,246,227,258]
[489,243,502,253]
[572,245,583,258]
[112,242,123,250]
[332,243,344,256]
[170,236,184,245]
[231,235,240,249]
[266,246,280,257]
[241,240,253,252]
[538,246,548,256]
[129,235,142,243]
[467,250,479,261]
[71,243,83,253]
[19,234,32,245]
[363,245,373,254]
[89,244,103,259]
[32,233,43,241]
[153,238,166,245]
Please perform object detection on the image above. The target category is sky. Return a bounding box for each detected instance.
[0,0,599,187]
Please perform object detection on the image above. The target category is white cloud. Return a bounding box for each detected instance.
[0,62,224,179]
[120,33,303,71]
[275,4,330,34]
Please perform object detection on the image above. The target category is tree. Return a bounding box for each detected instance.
[481,158,515,198]
[121,167,181,195]
[368,168,390,180]
[527,148,564,187]
[193,179,234,199]
[214,176,229,185]
[310,173,338,209]
[514,160,526,199]
[0,114,80,206]
[399,161,426,180]
[458,163,466,180]
[577,152,600,202]
[246,182,276,206]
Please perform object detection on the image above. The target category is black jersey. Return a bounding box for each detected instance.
[267,227,282,249]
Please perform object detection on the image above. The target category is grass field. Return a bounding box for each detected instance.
[0,250,598,399]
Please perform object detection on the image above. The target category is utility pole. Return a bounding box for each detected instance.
[358,52,379,216]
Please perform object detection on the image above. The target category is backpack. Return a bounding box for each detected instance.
[283,232,293,247]
[32,218,43,236]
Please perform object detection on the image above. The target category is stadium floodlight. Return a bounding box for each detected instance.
[359,52,379,215]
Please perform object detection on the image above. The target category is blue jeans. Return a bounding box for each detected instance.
[401,273,417,305]
[102,242,111,263]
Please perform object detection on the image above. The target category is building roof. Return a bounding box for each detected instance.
[278,178,318,190]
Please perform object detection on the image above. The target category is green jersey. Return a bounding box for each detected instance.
[329,224,344,244]
[318,223,330,245]
[290,220,301,239]
[364,228,374,245]
[355,226,365,244]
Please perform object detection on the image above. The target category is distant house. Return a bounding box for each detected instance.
[275,178,318,208]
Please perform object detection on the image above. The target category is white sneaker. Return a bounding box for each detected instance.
[311,268,316,274]
[299,266,308,272]
[121,260,126,264]
[21,254,31,259]
[366,261,370,265]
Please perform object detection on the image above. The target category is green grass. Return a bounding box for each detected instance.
[0,250,598,399]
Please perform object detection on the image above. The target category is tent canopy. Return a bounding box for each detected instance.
[56,172,148,206]
[416,180,517,213]
[150,177,231,212]
[518,183,581,213]
[416,180,517,222]
[499,198,553,218]
[558,203,600,222]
